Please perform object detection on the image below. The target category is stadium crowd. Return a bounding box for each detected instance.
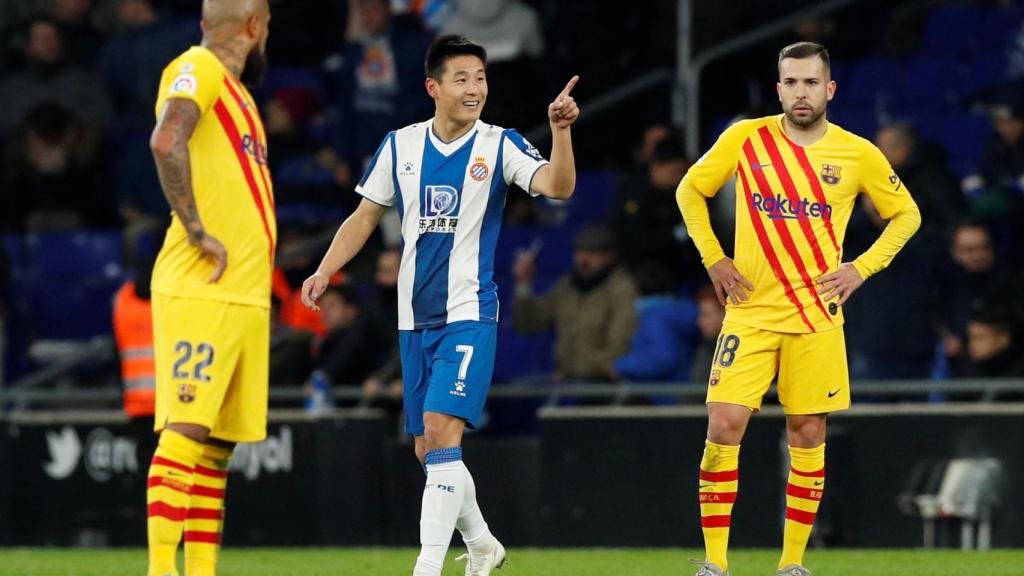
[1,0,1023,408]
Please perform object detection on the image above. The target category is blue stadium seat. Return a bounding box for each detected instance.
[20,232,125,340]
[564,171,617,224]
[923,5,987,55]
[843,59,898,106]
[829,107,878,140]
[25,232,123,277]
[895,56,954,109]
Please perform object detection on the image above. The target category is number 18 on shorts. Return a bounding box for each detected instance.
[706,319,850,415]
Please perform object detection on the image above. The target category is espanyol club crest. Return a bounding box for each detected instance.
[469,157,489,181]
[820,163,842,185]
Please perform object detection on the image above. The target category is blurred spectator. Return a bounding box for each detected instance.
[962,306,1024,378]
[2,103,111,231]
[97,0,197,124]
[269,296,314,387]
[974,94,1024,195]
[313,284,377,389]
[441,0,543,63]
[689,285,725,385]
[50,0,103,66]
[933,222,1013,375]
[610,136,703,286]
[0,16,113,136]
[875,122,963,242]
[324,0,433,189]
[441,0,543,130]
[272,226,339,338]
[612,261,697,382]
[512,224,637,382]
[112,234,157,418]
[966,90,1024,267]
[97,0,197,256]
[843,195,936,380]
[265,86,337,206]
[361,247,403,402]
[0,245,9,387]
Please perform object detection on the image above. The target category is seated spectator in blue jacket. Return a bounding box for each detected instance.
[689,284,725,385]
[324,0,433,189]
[612,261,697,382]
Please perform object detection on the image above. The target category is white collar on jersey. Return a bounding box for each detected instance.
[427,118,481,156]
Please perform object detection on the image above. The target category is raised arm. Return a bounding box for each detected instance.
[301,198,387,310]
[150,98,227,283]
[531,76,580,200]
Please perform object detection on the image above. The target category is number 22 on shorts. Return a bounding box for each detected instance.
[171,340,215,381]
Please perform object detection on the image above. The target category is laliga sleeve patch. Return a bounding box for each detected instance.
[169,73,198,96]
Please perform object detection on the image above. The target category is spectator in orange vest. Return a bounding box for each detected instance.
[113,243,157,417]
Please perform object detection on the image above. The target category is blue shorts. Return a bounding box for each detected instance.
[399,321,497,436]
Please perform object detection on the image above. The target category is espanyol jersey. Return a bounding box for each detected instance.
[357,119,548,330]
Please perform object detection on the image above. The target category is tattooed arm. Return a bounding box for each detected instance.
[150,98,228,282]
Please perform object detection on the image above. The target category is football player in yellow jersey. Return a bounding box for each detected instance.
[677,43,921,576]
[144,2,273,576]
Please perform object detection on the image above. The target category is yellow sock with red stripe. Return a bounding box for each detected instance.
[147,430,205,576]
[698,440,740,570]
[779,443,825,569]
[185,444,232,576]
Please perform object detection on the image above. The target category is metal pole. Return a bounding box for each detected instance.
[684,0,862,158]
[673,0,692,132]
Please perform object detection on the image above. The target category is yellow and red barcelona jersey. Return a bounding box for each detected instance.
[680,115,915,334]
[152,46,276,308]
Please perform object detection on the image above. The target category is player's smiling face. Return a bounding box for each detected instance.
[428,55,488,125]
[777,56,835,129]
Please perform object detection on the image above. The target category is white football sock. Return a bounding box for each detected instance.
[456,462,492,549]
[415,448,465,575]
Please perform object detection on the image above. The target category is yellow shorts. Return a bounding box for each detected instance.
[152,294,269,442]
[705,319,850,414]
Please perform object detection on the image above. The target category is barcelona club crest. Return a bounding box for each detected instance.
[820,163,842,185]
[709,369,721,387]
[178,383,196,403]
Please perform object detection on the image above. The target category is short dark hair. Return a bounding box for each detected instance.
[969,305,1015,335]
[425,34,487,80]
[778,41,831,75]
[322,284,359,307]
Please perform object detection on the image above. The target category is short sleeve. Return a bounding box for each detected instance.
[155,50,222,119]
[681,119,753,198]
[502,129,548,196]
[355,132,396,206]
[859,139,915,219]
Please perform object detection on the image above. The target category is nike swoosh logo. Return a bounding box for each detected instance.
[827,389,841,398]
[814,480,824,486]
[752,163,772,170]
[699,483,713,489]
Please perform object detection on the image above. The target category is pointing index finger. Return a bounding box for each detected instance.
[558,75,579,100]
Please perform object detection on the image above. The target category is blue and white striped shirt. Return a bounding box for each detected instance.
[356,119,548,330]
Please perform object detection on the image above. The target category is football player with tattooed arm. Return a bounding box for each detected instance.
[676,42,920,576]
[145,1,274,575]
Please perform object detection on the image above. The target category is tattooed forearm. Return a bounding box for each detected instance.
[152,99,204,243]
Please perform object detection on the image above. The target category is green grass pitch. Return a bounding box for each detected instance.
[1,548,1022,575]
